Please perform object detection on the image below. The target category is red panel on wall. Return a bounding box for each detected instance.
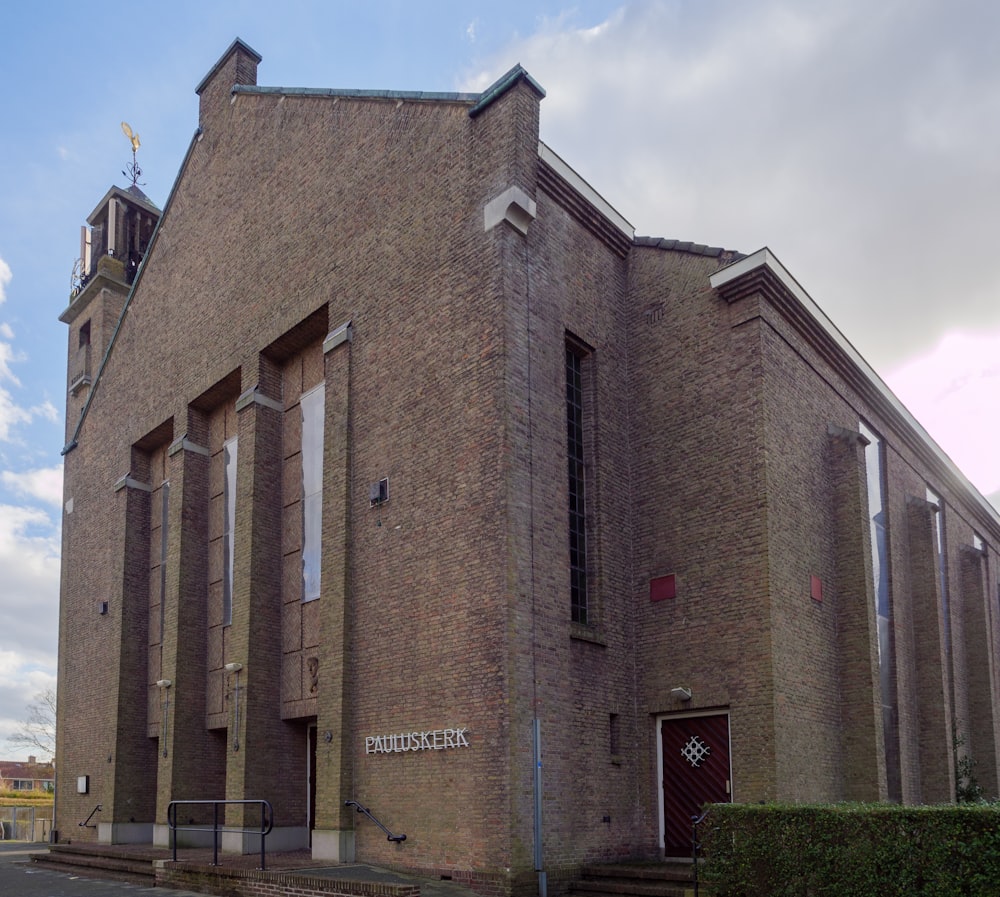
[810,574,823,603]
[650,574,677,602]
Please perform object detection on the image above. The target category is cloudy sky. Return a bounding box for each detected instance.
[1,0,997,759]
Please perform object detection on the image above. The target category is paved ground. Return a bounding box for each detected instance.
[0,841,478,897]
[298,862,478,897]
[0,842,212,897]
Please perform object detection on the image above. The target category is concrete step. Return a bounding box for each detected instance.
[31,845,156,883]
[568,862,710,897]
[568,885,695,897]
[580,863,696,884]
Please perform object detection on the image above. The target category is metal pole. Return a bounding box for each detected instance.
[533,719,546,897]
[213,801,219,866]
[233,674,241,751]
[162,690,170,757]
[260,802,266,871]
[692,814,699,897]
[691,811,708,897]
[170,803,177,862]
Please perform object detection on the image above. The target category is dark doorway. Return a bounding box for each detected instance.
[308,724,318,844]
[661,714,731,855]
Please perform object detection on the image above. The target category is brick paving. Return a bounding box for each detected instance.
[35,843,477,897]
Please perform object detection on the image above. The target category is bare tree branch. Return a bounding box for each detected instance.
[7,688,56,761]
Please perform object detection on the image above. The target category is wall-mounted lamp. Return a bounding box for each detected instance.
[225,663,244,752]
[670,687,692,702]
[156,679,172,757]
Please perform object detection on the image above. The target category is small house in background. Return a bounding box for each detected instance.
[0,757,55,793]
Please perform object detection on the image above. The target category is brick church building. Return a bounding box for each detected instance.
[56,39,1000,895]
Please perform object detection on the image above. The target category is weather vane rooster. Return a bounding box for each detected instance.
[120,121,143,187]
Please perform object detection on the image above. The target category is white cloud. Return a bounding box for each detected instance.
[0,257,10,305]
[0,255,62,754]
[31,400,59,424]
[0,387,33,442]
[0,504,60,730]
[887,330,1000,500]
[0,320,57,442]
[0,339,22,386]
[1,465,64,508]
[0,665,57,761]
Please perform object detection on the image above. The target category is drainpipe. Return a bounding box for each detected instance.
[533,718,546,897]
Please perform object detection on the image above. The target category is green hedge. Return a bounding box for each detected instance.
[700,803,1000,897]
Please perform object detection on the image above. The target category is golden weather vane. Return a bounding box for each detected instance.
[120,121,143,186]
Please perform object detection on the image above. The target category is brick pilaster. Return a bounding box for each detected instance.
[959,545,998,797]
[226,359,302,834]
[828,425,886,800]
[313,322,354,860]
[155,414,225,834]
[906,495,954,802]
[107,458,158,831]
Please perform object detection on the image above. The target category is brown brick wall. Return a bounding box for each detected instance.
[628,248,778,814]
[504,182,634,873]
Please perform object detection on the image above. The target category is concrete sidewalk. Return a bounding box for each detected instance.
[33,842,479,897]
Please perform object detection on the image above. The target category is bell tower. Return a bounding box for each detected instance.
[59,144,160,438]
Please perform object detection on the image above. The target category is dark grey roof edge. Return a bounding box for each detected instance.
[227,60,542,116]
[634,235,745,261]
[468,64,545,118]
[86,184,161,225]
[195,37,262,96]
[232,84,480,104]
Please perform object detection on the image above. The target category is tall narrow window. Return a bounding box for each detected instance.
[566,343,589,625]
[300,385,324,602]
[860,421,900,800]
[75,320,92,384]
[222,437,238,626]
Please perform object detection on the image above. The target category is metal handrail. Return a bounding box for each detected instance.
[691,809,710,897]
[167,799,273,870]
[79,804,102,828]
[345,800,406,842]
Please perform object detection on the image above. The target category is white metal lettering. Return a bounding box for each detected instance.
[365,727,470,754]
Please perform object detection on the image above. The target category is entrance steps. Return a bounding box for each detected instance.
[568,862,708,897]
[30,844,473,897]
[32,844,156,884]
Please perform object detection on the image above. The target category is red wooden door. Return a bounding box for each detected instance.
[661,714,731,855]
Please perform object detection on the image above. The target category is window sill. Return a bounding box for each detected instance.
[570,623,607,646]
